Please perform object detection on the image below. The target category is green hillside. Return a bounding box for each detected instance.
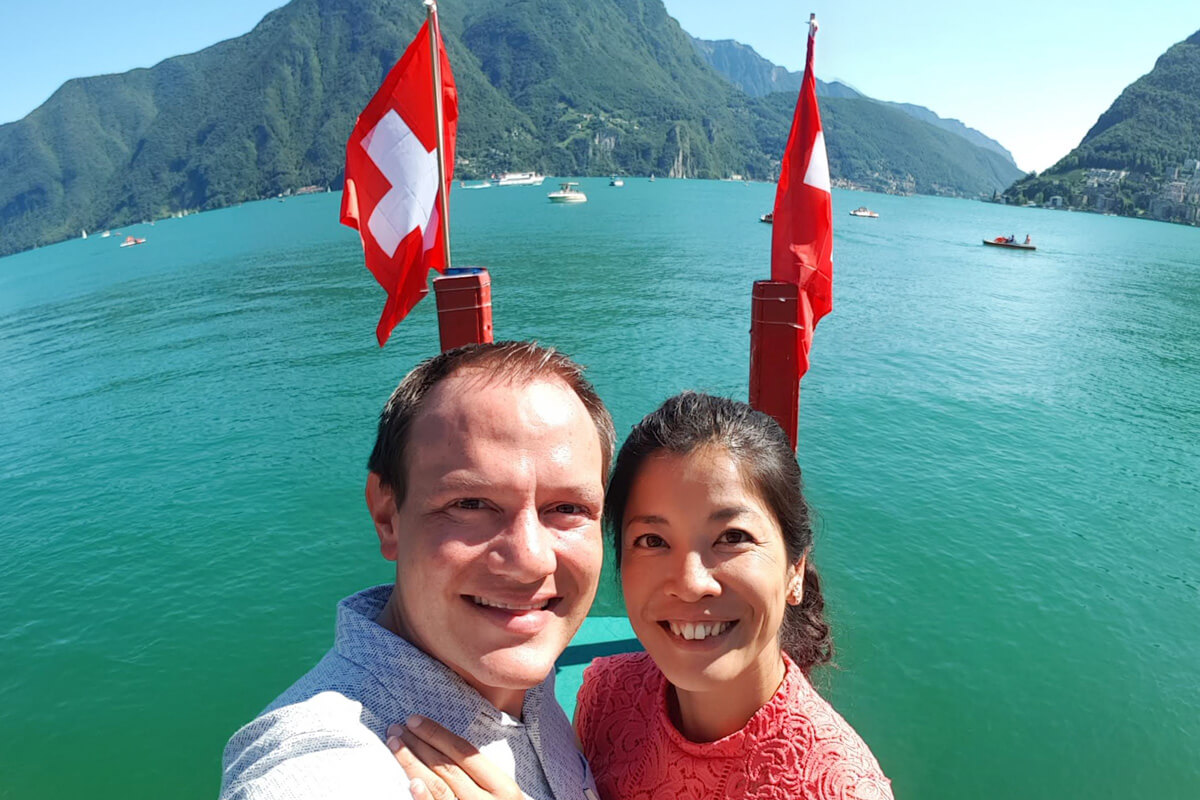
[0,0,1024,257]
[1004,30,1200,225]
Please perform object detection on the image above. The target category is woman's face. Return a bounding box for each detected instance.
[619,446,804,694]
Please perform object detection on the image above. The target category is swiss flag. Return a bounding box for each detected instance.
[341,18,458,346]
[770,15,832,379]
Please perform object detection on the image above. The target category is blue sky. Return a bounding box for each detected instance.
[1,0,1197,171]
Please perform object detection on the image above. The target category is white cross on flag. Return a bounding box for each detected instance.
[340,19,457,346]
[770,15,833,380]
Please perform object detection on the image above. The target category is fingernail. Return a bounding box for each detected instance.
[386,723,403,738]
[406,714,423,729]
[410,778,426,797]
[386,736,401,753]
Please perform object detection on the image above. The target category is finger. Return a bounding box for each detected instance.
[398,726,480,800]
[387,734,457,800]
[404,716,508,795]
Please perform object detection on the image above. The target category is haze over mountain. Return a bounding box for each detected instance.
[690,36,1019,167]
[0,0,1023,257]
[1004,29,1200,225]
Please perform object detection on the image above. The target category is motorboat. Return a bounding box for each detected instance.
[119,235,146,248]
[983,236,1036,251]
[849,206,879,218]
[760,212,773,224]
[496,172,545,186]
[547,182,587,203]
[100,230,112,238]
[459,180,492,189]
[609,176,624,187]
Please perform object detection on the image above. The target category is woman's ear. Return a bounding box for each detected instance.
[786,553,807,606]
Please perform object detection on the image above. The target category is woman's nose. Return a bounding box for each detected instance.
[667,550,720,601]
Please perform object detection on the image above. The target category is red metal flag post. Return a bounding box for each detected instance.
[749,13,834,450]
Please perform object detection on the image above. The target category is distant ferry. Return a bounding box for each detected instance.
[496,172,545,186]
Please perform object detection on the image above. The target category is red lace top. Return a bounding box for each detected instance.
[574,652,893,800]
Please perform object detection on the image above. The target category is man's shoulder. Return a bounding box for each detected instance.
[220,651,408,799]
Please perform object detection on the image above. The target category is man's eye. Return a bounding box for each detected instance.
[717,529,754,545]
[552,503,586,515]
[454,498,487,510]
[631,533,666,549]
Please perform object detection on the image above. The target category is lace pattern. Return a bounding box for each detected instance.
[575,652,892,800]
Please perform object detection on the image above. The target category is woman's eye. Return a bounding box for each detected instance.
[631,533,666,549]
[717,529,754,545]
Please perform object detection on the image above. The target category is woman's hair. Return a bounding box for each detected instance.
[604,392,833,673]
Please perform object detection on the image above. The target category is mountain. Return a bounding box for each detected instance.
[1004,30,1200,225]
[687,37,860,99]
[0,0,1023,257]
[691,36,1018,166]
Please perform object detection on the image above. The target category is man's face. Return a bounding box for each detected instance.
[374,372,605,710]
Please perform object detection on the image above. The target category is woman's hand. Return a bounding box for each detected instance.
[387,715,525,800]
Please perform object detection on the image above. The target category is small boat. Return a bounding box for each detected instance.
[609,176,624,187]
[100,230,111,238]
[459,180,492,190]
[81,229,88,239]
[983,236,1036,251]
[649,174,655,182]
[119,235,146,248]
[849,206,879,218]
[760,212,773,224]
[496,172,545,187]
[548,182,587,204]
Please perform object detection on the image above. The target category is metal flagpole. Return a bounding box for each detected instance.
[425,0,452,270]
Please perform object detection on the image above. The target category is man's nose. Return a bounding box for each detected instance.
[667,550,720,602]
[487,507,557,581]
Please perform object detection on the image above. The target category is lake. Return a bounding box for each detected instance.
[1,179,1198,798]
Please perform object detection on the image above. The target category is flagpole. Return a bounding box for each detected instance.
[425,0,453,270]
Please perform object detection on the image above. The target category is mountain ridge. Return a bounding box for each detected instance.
[689,36,1018,167]
[0,0,1024,257]
[1003,29,1200,225]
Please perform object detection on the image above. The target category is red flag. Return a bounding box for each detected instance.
[341,18,458,346]
[770,15,832,378]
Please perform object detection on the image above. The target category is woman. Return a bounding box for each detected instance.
[390,393,893,799]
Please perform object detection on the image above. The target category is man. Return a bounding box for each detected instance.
[221,341,615,799]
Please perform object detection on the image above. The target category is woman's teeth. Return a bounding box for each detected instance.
[667,620,733,640]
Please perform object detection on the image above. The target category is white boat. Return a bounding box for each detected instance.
[849,206,879,218]
[649,174,656,182]
[496,172,545,187]
[609,176,624,187]
[459,180,492,190]
[81,229,88,239]
[100,230,111,238]
[548,182,587,204]
[119,235,146,248]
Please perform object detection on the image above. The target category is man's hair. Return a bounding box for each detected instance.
[367,341,616,507]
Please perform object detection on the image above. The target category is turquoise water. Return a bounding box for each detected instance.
[1,180,1198,798]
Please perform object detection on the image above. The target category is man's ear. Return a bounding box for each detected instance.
[366,472,399,562]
